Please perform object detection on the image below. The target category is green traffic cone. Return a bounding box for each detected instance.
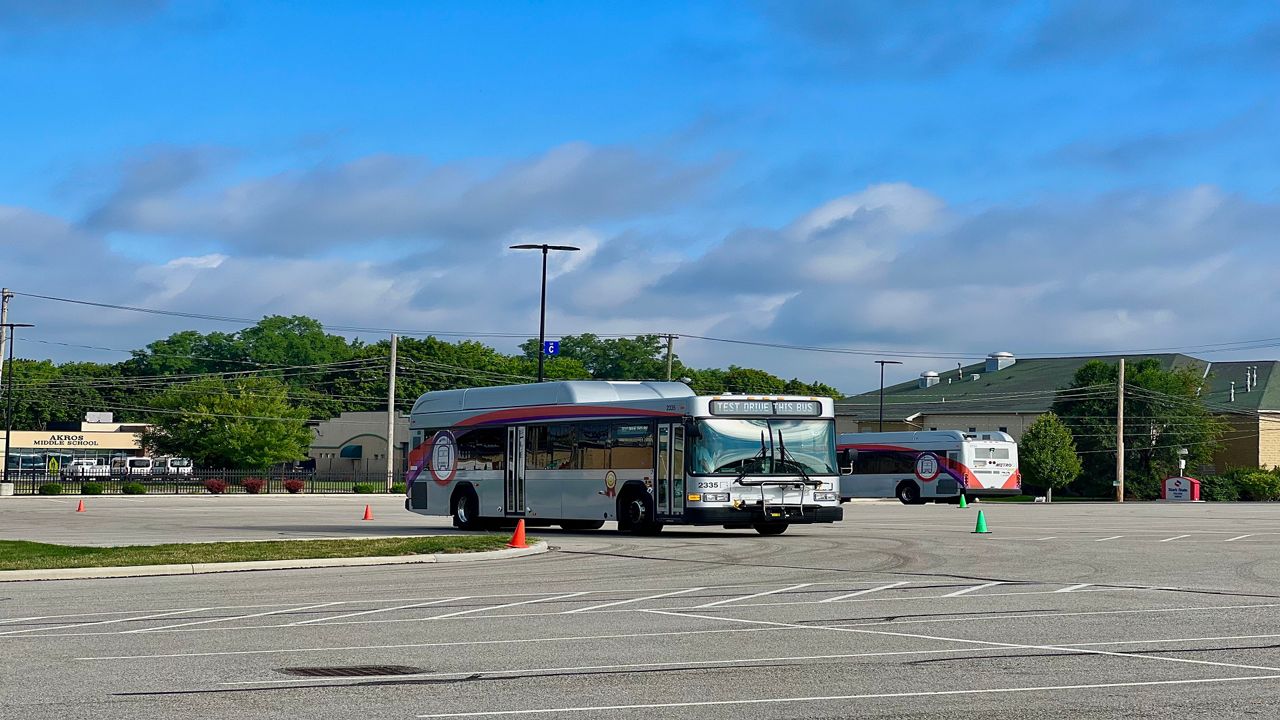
[958,494,968,509]
[972,509,991,534]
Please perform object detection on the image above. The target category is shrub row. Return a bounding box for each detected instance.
[1199,468,1280,502]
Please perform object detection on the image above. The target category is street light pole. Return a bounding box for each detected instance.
[509,243,580,382]
[874,360,903,432]
[2,322,35,489]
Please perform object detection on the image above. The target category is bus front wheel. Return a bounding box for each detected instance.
[619,491,661,536]
[896,482,923,505]
[452,489,483,531]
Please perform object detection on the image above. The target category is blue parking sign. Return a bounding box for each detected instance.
[543,341,560,356]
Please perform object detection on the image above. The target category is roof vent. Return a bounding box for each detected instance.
[971,374,981,382]
[919,371,940,389]
[986,352,1015,373]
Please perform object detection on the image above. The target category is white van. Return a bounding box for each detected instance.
[151,457,194,476]
[68,458,109,477]
[111,457,154,476]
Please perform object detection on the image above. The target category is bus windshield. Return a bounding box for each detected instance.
[692,418,836,476]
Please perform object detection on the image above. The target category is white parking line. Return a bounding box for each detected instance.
[941,582,1003,598]
[652,610,1280,675]
[562,588,705,614]
[430,592,591,620]
[126,603,344,633]
[288,598,465,626]
[1095,536,1123,542]
[821,581,910,603]
[1034,536,1057,540]
[1225,535,1253,542]
[0,608,210,636]
[1054,584,1091,593]
[693,583,812,609]
[1160,535,1190,543]
[414,676,1280,717]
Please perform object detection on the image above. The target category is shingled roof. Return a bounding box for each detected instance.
[834,353,1245,421]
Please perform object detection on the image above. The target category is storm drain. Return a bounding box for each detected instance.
[278,665,424,678]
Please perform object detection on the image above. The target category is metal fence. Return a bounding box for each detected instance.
[2,469,403,495]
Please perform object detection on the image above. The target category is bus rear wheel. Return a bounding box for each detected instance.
[753,522,789,536]
[896,481,923,505]
[451,488,484,531]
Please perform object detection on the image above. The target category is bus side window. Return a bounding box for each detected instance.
[577,422,610,470]
[526,426,550,469]
[612,422,654,469]
[549,424,576,469]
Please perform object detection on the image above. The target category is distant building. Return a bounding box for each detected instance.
[0,413,148,467]
[836,352,1280,472]
[309,411,409,476]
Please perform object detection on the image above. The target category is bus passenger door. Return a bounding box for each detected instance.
[505,426,526,516]
[656,423,685,517]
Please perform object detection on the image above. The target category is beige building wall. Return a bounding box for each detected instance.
[310,411,410,476]
[839,413,1043,439]
[1260,414,1280,469]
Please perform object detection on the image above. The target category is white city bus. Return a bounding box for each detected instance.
[838,430,1020,504]
[405,381,842,535]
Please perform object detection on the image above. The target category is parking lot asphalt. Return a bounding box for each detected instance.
[2,497,1279,719]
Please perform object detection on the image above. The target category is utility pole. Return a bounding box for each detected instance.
[874,360,903,432]
[386,333,398,492]
[664,334,676,382]
[0,289,10,393]
[1116,357,1125,503]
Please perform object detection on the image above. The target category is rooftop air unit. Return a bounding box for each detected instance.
[986,352,1015,373]
[919,371,940,389]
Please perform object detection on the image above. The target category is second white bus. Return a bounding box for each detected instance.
[838,430,1020,504]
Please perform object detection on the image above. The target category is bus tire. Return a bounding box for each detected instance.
[559,520,605,531]
[451,487,483,531]
[753,522,789,536]
[618,490,661,535]
[896,481,923,505]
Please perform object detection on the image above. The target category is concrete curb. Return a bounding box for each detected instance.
[0,540,548,583]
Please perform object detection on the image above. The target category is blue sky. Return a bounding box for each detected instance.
[2,1,1279,392]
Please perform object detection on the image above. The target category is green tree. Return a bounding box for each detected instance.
[521,333,670,380]
[140,376,311,469]
[1018,412,1081,501]
[1051,359,1226,498]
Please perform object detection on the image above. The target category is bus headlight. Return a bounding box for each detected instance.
[700,492,730,502]
[813,492,839,502]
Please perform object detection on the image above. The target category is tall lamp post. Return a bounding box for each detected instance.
[509,243,580,382]
[874,359,903,432]
[1,322,34,490]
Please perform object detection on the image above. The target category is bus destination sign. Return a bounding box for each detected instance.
[710,400,821,417]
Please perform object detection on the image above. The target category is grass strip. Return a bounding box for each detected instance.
[981,495,1110,503]
[0,535,513,571]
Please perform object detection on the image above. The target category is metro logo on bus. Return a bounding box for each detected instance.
[429,431,458,486]
[915,452,942,482]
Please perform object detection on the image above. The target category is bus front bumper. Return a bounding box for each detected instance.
[683,504,843,525]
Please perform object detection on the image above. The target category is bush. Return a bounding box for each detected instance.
[204,479,227,494]
[390,483,406,494]
[352,483,379,494]
[38,483,63,496]
[242,477,266,494]
[1236,471,1280,501]
[283,479,305,494]
[1198,475,1240,502]
[81,482,105,495]
[122,482,147,495]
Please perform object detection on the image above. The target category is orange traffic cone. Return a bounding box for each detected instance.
[76,499,85,513]
[362,504,373,521]
[507,519,528,549]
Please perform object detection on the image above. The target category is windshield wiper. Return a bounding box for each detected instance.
[732,431,769,484]
[776,431,818,486]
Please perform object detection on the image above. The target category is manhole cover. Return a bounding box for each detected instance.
[279,665,423,678]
